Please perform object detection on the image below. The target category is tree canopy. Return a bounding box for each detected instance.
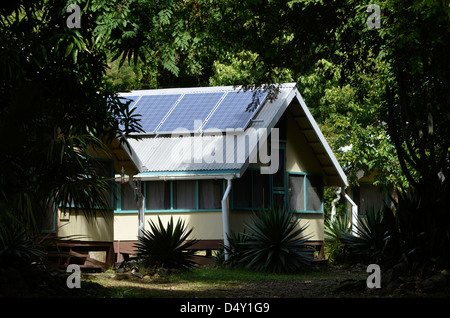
[0,0,143,232]
[1,0,449,233]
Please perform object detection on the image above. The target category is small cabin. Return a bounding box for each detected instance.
[112,83,348,264]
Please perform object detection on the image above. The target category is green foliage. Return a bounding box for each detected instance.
[324,213,351,263]
[386,178,450,271]
[215,231,249,267]
[234,206,314,273]
[298,57,407,188]
[0,213,46,268]
[339,209,390,264]
[325,213,351,242]
[380,0,450,188]
[0,0,144,233]
[209,51,294,87]
[337,177,450,272]
[136,217,198,271]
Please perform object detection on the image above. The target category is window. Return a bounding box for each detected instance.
[232,169,271,209]
[199,179,223,209]
[306,175,323,211]
[289,174,304,211]
[353,184,388,215]
[173,180,197,210]
[121,182,137,211]
[116,179,224,212]
[146,181,170,210]
[252,172,270,208]
[288,173,323,213]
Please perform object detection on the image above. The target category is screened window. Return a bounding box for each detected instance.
[233,171,252,208]
[199,179,223,209]
[173,180,197,210]
[289,174,323,212]
[137,180,224,211]
[252,172,270,208]
[233,170,271,209]
[121,182,137,211]
[289,175,304,211]
[306,175,323,211]
[353,184,387,215]
[146,181,170,210]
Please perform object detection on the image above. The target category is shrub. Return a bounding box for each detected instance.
[135,217,198,271]
[0,213,46,268]
[238,206,314,273]
[215,231,248,267]
[324,213,352,263]
[337,176,450,273]
[338,208,390,265]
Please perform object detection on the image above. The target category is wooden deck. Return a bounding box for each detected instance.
[44,239,324,270]
[45,241,115,271]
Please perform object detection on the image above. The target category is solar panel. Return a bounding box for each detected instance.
[118,95,140,130]
[120,95,140,103]
[156,92,225,133]
[132,94,182,133]
[202,90,268,131]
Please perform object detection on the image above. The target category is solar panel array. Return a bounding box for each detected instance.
[121,89,268,134]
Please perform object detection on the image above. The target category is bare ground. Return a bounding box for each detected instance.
[79,263,450,298]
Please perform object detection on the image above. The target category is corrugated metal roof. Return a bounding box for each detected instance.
[119,83,348,186]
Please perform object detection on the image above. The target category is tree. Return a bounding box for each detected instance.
[0,0,143,234]
[381,0,450,189]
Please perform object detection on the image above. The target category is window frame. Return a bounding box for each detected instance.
[114,179,225,213]
[287,172,324,214]
[231,168,273,210]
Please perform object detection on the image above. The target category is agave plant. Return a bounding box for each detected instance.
[338,208,390,264]
[239,206,314,273]
[135,217,198,271]
[324,213,352,263]
[215,230,249,267]
[325,213,352,241]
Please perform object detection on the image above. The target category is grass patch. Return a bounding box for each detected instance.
[163,266,328,284]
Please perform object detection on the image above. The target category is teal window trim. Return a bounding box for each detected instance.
[170,180,174,210]
[231,146,287,211]
[137,170,239,176]
[231,167,272,211]
[287,171,324,214]
[114,179,224,214]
